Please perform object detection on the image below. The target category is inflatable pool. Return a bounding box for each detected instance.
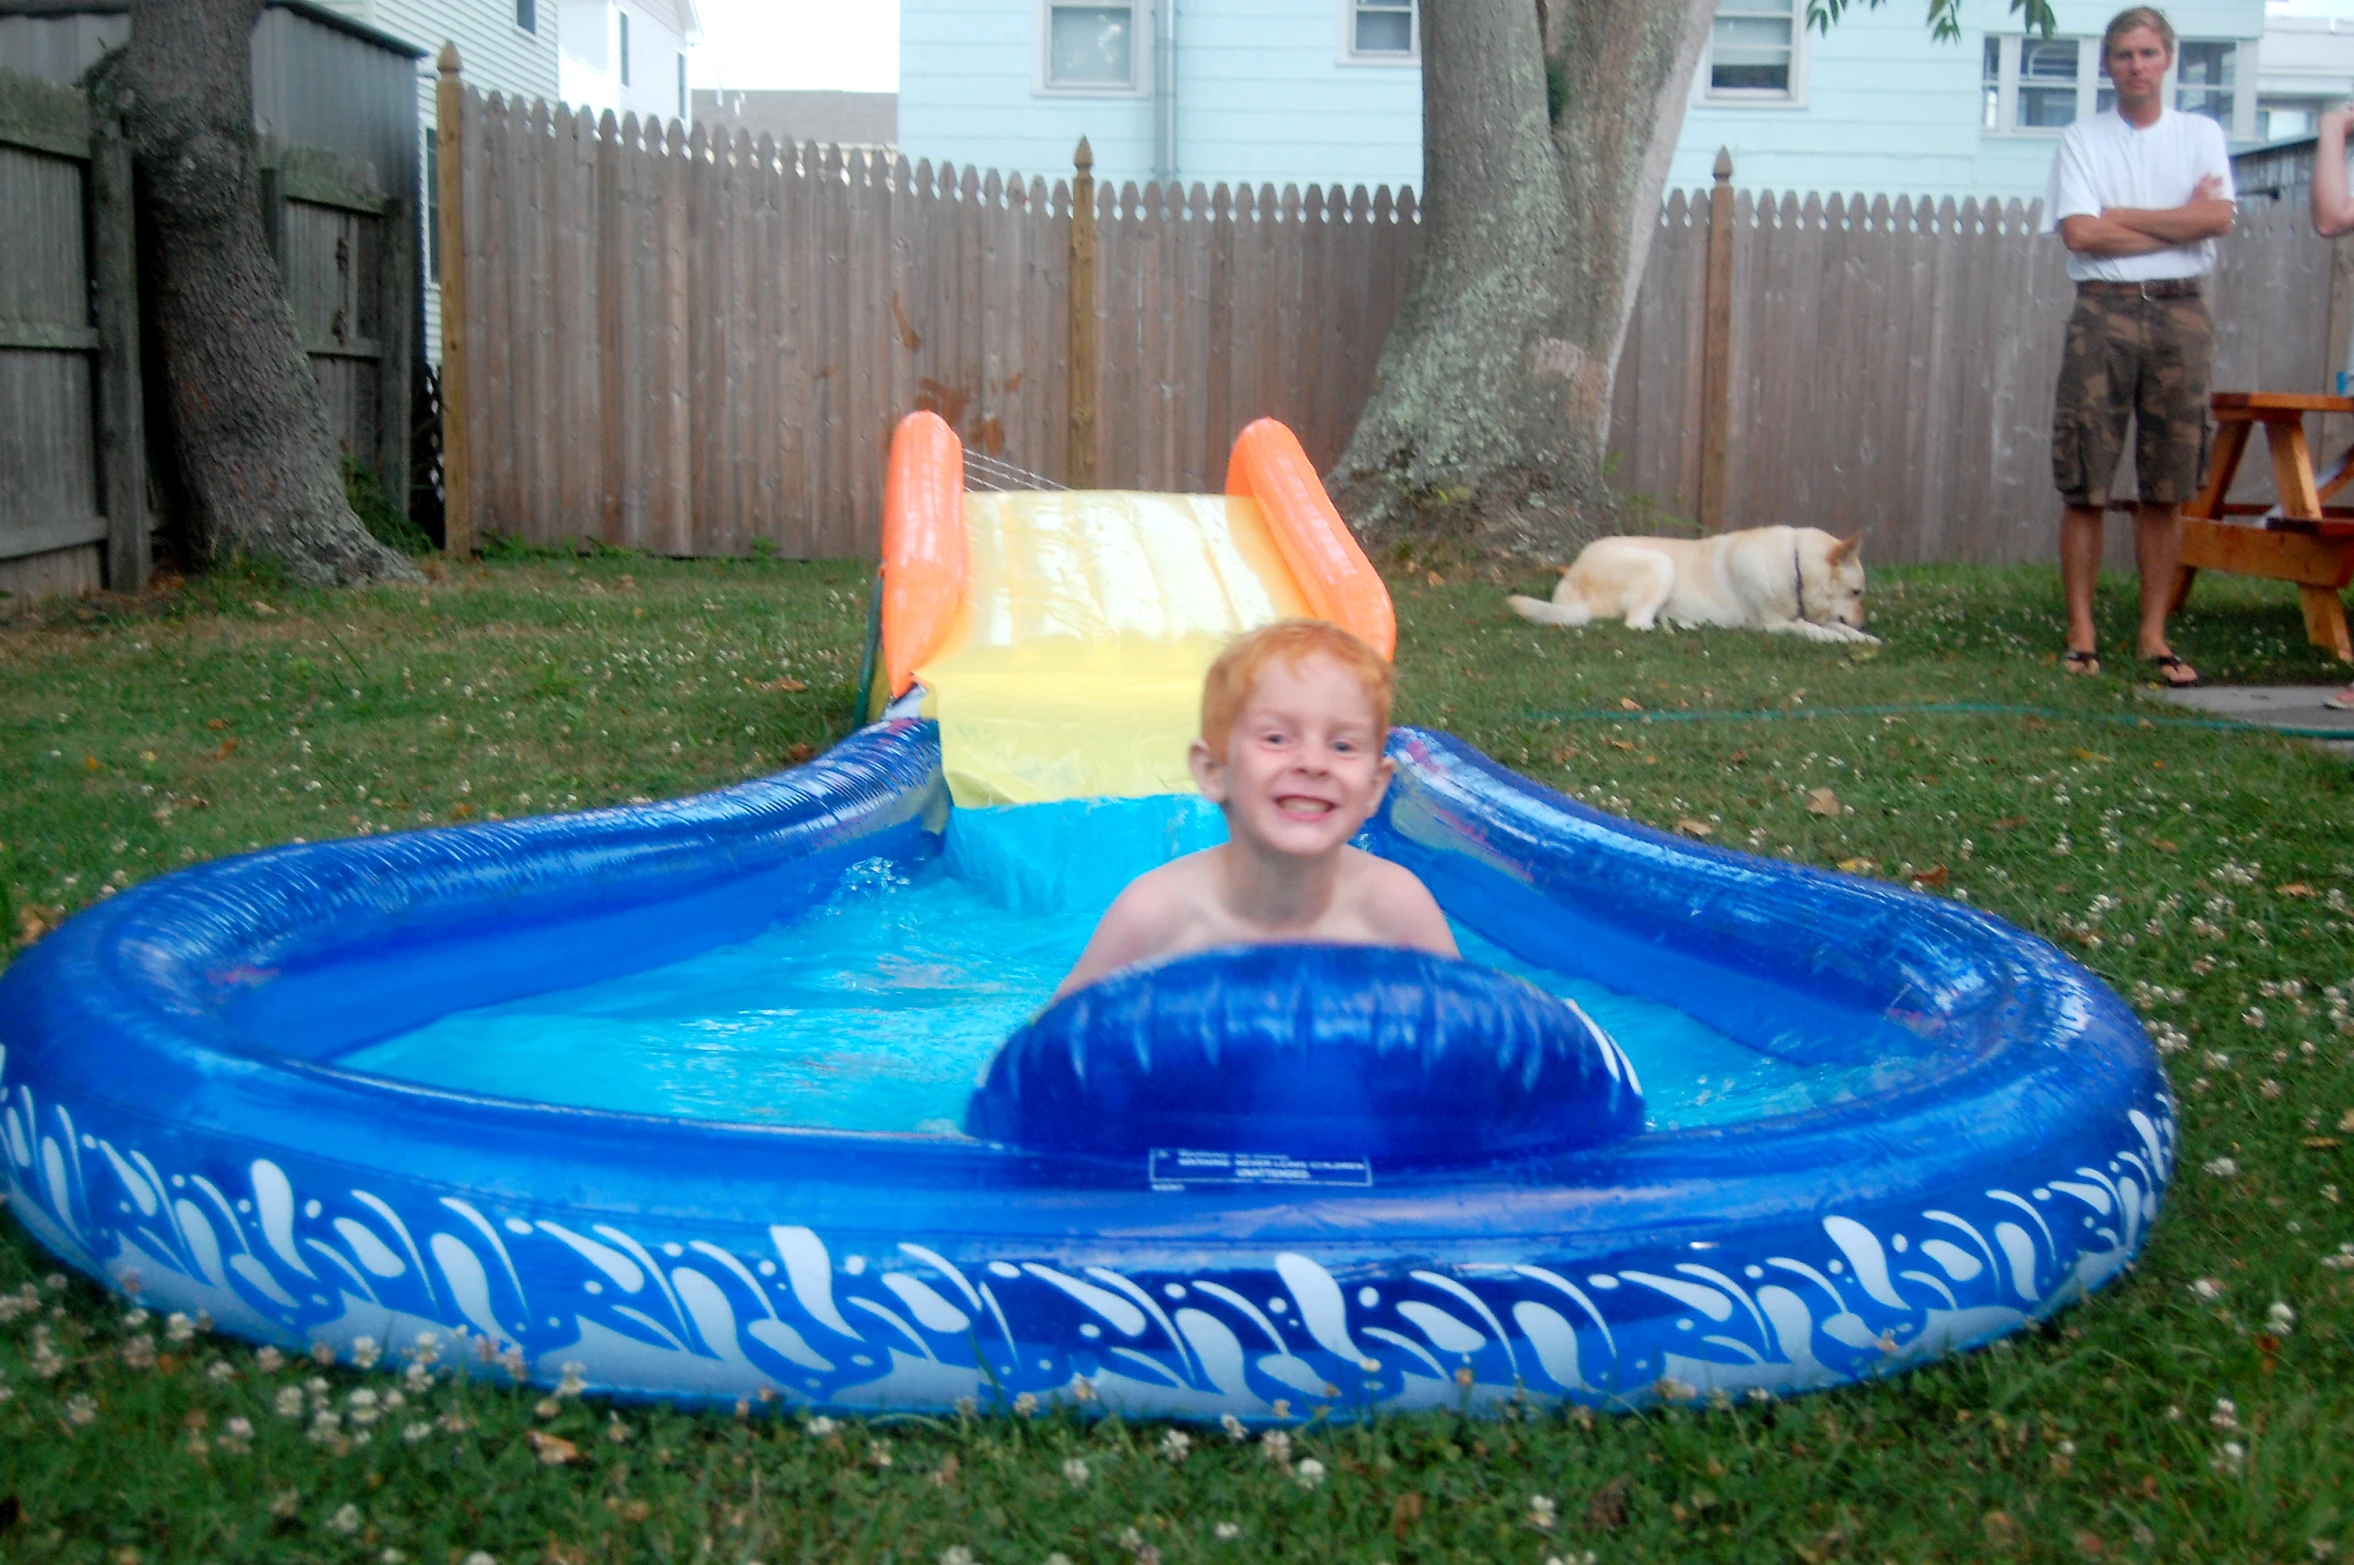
[0,417,2173,1418]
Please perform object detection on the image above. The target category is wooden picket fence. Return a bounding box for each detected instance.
[436,57,2345,566]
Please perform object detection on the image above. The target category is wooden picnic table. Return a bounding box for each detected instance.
[2167,391,2354,661]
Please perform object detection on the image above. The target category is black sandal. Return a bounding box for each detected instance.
[2143,653,2201,689]
[2062,649,2101,675]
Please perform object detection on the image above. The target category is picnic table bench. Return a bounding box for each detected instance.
[2166,391,2354,662]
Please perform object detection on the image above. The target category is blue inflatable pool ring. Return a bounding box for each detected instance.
[969,943,1645,1164]
[0,721,2175,1419]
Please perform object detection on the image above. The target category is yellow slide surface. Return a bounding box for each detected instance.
[917,490,1312,805]
[879,413,1391,808]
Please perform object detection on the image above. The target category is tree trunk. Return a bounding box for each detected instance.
[1330,0,1716,560]
[111,0,418,585]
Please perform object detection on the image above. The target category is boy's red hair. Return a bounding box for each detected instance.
[1199,619,1393,762]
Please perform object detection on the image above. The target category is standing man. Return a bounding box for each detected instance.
[2045,6,2236,687]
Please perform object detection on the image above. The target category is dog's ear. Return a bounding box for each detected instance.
[1828,532,1863,564]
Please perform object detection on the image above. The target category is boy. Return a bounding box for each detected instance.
[1053,620,1458,1000]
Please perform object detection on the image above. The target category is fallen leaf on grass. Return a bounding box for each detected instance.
[1424,570,1444,587]
[1805,787,1841,817]
[526,1430,580,1466]
[246,600,278,617]
[1837,857,1876,874]
[2303,1137,2341,1149]
[451,803,475,819]
[1606,738,1636,751]
[1911,864,1950,887]
[205,718,229,731]
[2278,883,2315,898]
[204,739,238,762]
[1675,818,1714,838]
[2150,838,2178,853]
[1990,815,2027,831]
[14,906,63,948]
[752,677,808,693]
[1620,697,1643,711]
[784,742,815,764]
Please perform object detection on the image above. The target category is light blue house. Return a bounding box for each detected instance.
[897,0,2269,200]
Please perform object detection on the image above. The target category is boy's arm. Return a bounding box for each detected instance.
[1368,860,1460,959]
[1052,878,1179,1002]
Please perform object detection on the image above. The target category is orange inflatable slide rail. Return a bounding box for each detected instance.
[880,411,966,698]
[1224,418,1395,660]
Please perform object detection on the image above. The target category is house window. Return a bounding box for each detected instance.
[1981,37,2000,128]
[677,53,687,119]
[2016,35,2079,127]
[618,10,631,87]
[515,0,536,34]
[1045,2,1138,89]
[2173,40,2235,128]
[1347,0,1415,59]
[1708,0,1798,98]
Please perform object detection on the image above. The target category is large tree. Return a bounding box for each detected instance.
[101,0,418,586]
[1331,0,2053,558]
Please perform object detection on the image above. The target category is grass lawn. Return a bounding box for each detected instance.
[0,553,2350,1563]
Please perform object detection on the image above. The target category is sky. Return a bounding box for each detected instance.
[689,0,899,94]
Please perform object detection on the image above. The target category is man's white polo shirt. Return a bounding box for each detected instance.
[2041,106,2234,283]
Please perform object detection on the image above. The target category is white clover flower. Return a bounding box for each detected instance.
[63,1393,98,1427]
[806,1415,838,1439]
[2212,1440,2247,1474]
[2205,1157,2241,1178]
[462,1553,497,1565]
[310,1340,338,1367]
[556,1361,588,1397]
[328,1503,363,1535]
[1213,1522,1242,1541]
[350,1336,381,1369]
[2191,1278,2226,1302]
[868,1439,892,1469]
[403,1360,435,1393]
[1062,1457,1090,1488]
[121,1334,157,1370]
[1160,1429,1192,1464]
[938,1549,975,1565]
[1220,1412,1247,1441]
[2269,1301,2298,1335]
[2211,1398,2241,1431]
[1261,1429,1293,1466]
[402,1421,433,1444]
[121,1307,150,1329]
[164,1312,196,1344]
[274,1387,306,1419]
[255,1345,286,1373]
[224,1416,254,1442]
[1067,1374,1097,1403]
[1528,1495,1559,1532]
[1012,1391,1038,1418]
[1293,1457,1328,1490]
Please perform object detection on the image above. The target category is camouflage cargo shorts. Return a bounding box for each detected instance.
[2050,285,2213,509]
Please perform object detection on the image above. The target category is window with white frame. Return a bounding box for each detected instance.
[515,0,536,35]
[1044,1,1140,91]
[618,9,631,86]
[1981,34,2245,134]
[1345,0,1416,61]
[1708,0,1800,99]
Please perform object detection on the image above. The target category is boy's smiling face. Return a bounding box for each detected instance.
[1189,651,1392,859]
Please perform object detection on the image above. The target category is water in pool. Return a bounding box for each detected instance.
[341,796,1909,1134]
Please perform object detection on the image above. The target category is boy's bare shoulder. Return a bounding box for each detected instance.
[1052,851,1219,999]
[1341,847,1459,956]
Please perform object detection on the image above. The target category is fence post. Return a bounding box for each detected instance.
[435,43,474,556]
[1068,136,1097,488]
[89,103,148,592]
[1698,146,1734,533]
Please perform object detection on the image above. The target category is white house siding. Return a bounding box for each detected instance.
[901,0,2265,204]
[1664,0,2264,202]
[898,0,1422,193]
[315,0,562,363]
[560,0,697,128]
